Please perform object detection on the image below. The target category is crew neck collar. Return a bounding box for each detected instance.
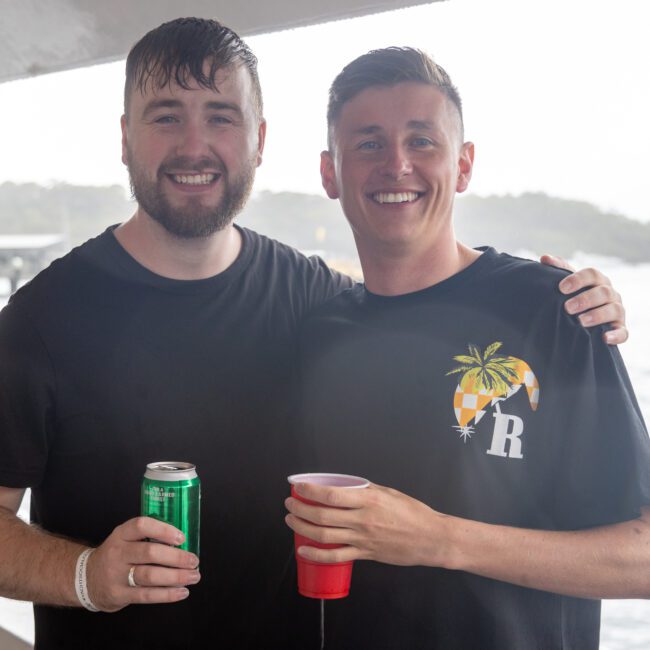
[362,247,497,304]
[99,224,254,294]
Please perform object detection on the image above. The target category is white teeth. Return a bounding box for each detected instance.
[373,191,420,204]
[172,174,216,185]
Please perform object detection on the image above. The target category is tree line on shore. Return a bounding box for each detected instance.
[1,182,648,264]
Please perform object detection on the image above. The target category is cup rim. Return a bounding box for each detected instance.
[287,472,369,488]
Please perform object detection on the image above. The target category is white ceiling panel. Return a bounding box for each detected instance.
[0,0,442,83]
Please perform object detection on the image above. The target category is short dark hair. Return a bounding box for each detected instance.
[327,47,463,148]
[124,17,262,119]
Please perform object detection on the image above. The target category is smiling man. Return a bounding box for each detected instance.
[121,61,263,244]
[286,48,650,649]
[0,19,351,650]
[0,19,634,650]
[116,27,266,275]
[322,74,476,292]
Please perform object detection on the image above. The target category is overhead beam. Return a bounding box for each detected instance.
[0,0,441,83]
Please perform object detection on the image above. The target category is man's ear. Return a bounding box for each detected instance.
[256,118,267,167]
[120,114,128,166]
[320,150,340,199]
[456,141,475,194]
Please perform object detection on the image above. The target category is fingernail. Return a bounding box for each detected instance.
[565,299,577,314]
[560,278,574,293]
[177,588,190,599]
[580,313,593,325]
[188,571,201,584]
[176,532,185,544]
[604,332,615,344]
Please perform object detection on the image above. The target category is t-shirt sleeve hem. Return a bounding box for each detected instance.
[0,469,41,489]
[590,506,648,528]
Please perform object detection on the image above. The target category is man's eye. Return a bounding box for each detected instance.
[411,137,433,148]
[209,115,232,125]
[154,115,179,124]
[358,141,380,151]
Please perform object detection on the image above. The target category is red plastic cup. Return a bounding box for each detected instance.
[287,472,369,599]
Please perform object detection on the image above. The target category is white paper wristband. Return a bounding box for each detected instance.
[75,548,100,612]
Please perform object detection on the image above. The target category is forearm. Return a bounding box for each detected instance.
[287,484,650,599]
[439,508,650,599]
[0,506,86,606]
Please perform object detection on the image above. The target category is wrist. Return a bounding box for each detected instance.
[75,548,100,612]
[431,513,468,571]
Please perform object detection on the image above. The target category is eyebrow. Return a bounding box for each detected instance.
[352,120,437,136]
[407,119,435,131]
[142,99,243,119]
[352,125,381,136]
[204,101,243,117]
[142,99,182,117]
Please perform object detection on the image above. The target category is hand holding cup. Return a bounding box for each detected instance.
[286,473,369,599]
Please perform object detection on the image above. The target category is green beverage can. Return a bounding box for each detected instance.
[141,461,201,556]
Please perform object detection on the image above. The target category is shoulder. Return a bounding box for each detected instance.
[485,249,570,294]
[10,230,112,296]
[239,226,354,304]
[2,229,115,328]
[480,248,585,329]
[241,226,335,272]
[299,283,365,338]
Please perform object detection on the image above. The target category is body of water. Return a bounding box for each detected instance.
[582,255,650,648]
[1,253,649,646]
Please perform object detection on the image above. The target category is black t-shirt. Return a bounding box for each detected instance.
[0,225,350,649]
[298,248,650,650]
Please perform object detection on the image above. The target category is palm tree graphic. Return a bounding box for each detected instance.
[447,342,540,442]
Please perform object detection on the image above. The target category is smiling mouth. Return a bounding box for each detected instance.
[371,191,423,204]
[168,173,220,186]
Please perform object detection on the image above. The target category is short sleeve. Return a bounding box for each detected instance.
[303,255,354,313]
[538,300,650,529]
[0,300,56,488]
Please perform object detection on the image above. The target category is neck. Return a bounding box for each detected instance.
[114,209,242,280]
[357,231,481,296]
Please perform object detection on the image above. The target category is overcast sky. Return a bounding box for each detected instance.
[1,0,648,222]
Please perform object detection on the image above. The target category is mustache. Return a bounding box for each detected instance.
[158,156,225,175]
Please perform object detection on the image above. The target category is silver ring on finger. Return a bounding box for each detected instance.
[128,566,139,588]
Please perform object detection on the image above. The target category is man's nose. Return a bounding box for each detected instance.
[379,145,413,179]
[176,121,212,159]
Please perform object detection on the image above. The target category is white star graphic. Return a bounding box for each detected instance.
[453,425,475,443]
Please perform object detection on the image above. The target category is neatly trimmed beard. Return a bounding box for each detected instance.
[126,149,256,239]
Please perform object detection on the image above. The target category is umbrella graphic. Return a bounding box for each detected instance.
[447,342,539,442]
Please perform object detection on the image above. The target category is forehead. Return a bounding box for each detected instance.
[128,63,253,109]
[335,82,460,139]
